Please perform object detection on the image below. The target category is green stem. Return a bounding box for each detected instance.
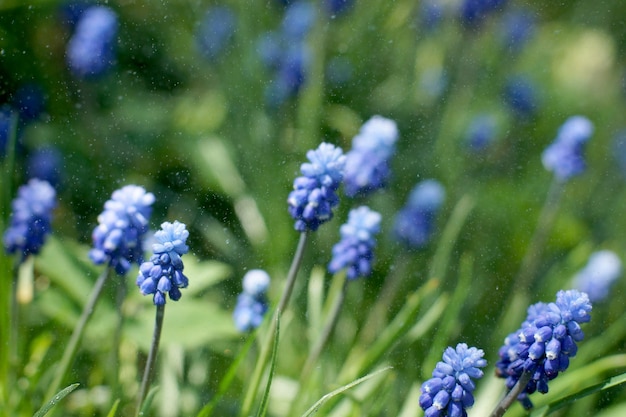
[239,232,309,417]
[110,279,127,401]
[46,267,112,401]
[489,371,533,417]
[136,303,165,416]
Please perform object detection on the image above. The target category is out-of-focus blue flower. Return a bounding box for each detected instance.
[503,76,537,119]
[419,343,487,417]
[0,107,14,158]
[282,1,316,40]
[90,185,155,275]
[465,113,498,151]
[325,0,354,16]
[344,116,399,197]
[137,221,190,306]
[495,290,592,409]
[394,179,445,249]
[13,84,45,123]
[195,6,237,61]
[27,146,64,188]
[328,206,381,280]
[3,179,56,262]
[233,269,271,332]
[460,0,508,27]
[501,9,535,54]
[542,116,594,182]
[288,142,346,232]
[66,5,118,78]
[573,250,622,302]
[420,0,445,31]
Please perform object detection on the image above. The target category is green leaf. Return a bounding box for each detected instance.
[33,383,79,417]
[106,399,120,417]
[255,315,280,417]
[300,367,393,417]
[530,371,626,417]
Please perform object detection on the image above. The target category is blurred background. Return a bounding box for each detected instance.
[2,0,626,416]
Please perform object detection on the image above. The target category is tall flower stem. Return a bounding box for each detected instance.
[110,279,127,401]
[240,231,308,417]
[136,304,165,417]
[489,371,533,417]
[45,267,112,401]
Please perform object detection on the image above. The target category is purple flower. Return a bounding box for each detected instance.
[344,116,399,197]
[542,116,594,182]
[328,206,381,280]
[3,179,56,261]
[393,179,445,249]
[573,250,622,302]
[233,269,271,332]
[136,221,190,306]
[287,142,346,232]
[89,185,155,275]
[495,290,592,409]
[419,343,487,417]
[66,5,118,78]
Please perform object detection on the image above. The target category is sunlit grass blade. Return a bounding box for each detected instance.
[300,366,393,417]
[138,386,159,417]
[33,383,79,417]
[529,371,626,417]
[255,315,280,417]
[106,399,120,417]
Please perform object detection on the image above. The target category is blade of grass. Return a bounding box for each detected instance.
[106,399,120,417]
[255,315,280,417]
[33,383,79,417]
[300,366,393,417]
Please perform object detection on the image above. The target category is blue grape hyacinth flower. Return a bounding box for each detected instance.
[89,185,155,275]
[3,179,56,262]
[328,206,381,280]
[542,116,594,182]
[233,269,271,332]
[344,115,399,197]
[137,221,190,306]
[495,290,592,409]
[419,343,487,417]
[288,142,346,232]
[573,250,622,302]
[195,6,237,61]
[394,179,445,249]
[66,5,118,78]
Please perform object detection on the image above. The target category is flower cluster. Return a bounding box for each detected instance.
[257,2,315,106]
[464,113,498,151]
[542,116,594,182]
[495,290,592,409]
[137,221,190,306]
[66,6,118,78]
[328,206,381,280]
[573,250,622,302]
[233,269,271,332]
[393,179,445,249]
[89,185,155,275]
[287,142,346,232]
[460,0,508,27]
[419,343,487,417]
[3,179,56,261]
[343,116,399,197]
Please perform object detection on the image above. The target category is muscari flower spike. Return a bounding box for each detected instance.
[195,5,237,61]
[344,115,399,197]
[573,250,622,303]
[419,343,487,417]
[136,221,190,306]
[394,179,445,249]
[328,206,381,280]
[542,116,594,182]
[287,142,346,232]
[3,178,56,262]
[66,5,118,78]
[233,269,271,332]
[495,289,592,409]
[89,185,155,275]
